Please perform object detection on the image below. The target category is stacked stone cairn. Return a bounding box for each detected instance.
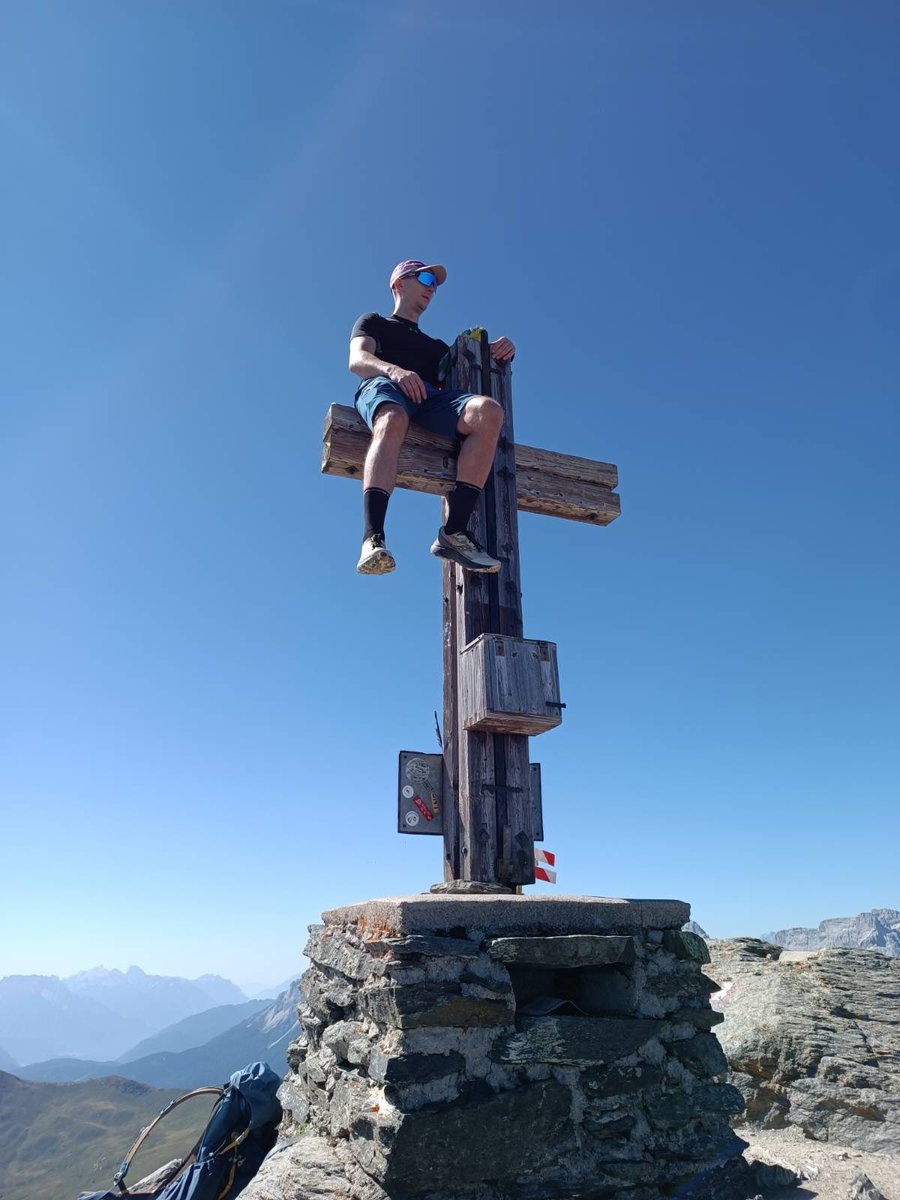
[278,896,747,1200]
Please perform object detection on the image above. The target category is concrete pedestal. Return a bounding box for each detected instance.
[273,896,747,1200]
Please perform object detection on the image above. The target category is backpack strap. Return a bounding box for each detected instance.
[114,1088,224,1195]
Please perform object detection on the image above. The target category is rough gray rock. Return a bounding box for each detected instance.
[765,909,900,958]
[493,1015,662,1065]
[663,930,711,964]
[487,934,636,968]
[847,1172,888,1200]
[278,897,745,1200]
[706,938,900,1153]
[131,1159,183,1192]
[240,1135,352,1199]
[321,894,691,936]
[380,1079,576,1191]
[748,1157,801,1188]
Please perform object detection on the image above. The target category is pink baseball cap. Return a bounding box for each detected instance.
[389,259,448,289]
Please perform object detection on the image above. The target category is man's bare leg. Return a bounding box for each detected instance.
[358,403,409,575]
[364,402,410,490]
[430,396,504,573]
[455,396,504,486]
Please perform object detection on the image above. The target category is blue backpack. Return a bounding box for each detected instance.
[78,1061,281,1200]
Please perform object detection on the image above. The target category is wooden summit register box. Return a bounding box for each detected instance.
[459,634,562,736]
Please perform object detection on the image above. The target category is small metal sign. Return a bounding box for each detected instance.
[398,753,545,841]
[398,752,444,835]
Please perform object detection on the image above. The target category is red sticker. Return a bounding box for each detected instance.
[412,795,433,821]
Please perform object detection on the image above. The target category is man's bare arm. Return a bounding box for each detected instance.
[348,335,426,403]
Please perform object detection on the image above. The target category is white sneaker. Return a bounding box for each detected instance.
[357,534,396,575]
[430,527,500,573]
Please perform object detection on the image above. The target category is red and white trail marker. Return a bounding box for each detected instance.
[534,848,557,884]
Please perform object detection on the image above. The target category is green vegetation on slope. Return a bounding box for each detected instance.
[0,1071,219,1200]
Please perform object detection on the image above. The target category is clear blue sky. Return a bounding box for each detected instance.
[2,1,898,990]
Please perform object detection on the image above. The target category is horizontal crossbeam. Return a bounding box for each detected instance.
[322,404,620,526]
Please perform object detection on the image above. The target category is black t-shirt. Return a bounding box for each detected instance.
[350,312,449,386]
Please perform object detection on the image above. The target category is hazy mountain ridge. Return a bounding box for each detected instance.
[682,920,709,937]
[0,966,251,1064]
[65,964,248,1027]
[16,981,301,1089]
[0,1041,19,1069]
[764,907,900,956]
[0,974,143,1064]
[117,997,269,1061]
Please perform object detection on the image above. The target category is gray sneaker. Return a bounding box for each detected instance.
[357,534,396,575]
[430,527,501,573]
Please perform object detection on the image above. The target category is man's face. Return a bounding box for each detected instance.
[397,271,437,314]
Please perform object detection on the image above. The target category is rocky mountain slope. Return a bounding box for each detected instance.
[765,908,900,957]
[705,938,900,1154]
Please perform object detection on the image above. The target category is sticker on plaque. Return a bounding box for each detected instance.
[412,795,433,822]
[404,811,420,828]
[405,757,432,791]
[402,784,414,799]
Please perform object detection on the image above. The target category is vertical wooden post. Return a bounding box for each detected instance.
[440,333,535,886]
[487,348,535,886]
[440,528,461,881]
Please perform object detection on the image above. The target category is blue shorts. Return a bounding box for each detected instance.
[354,376,477,439]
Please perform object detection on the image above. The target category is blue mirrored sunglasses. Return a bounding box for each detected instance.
[408,270,439,289]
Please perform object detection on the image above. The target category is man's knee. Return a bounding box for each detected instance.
[372,403,410,442]
[464,396,504,433]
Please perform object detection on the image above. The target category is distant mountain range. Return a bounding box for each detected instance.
[765,907,900,956]
[0,966,251,1064]
[16,982,302,1089]
[65,965,247,1032]
[0,974,142,1065]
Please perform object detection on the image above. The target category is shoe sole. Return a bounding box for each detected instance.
[357,549,396,575]
[430,543,501,573]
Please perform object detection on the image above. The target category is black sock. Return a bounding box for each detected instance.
[444,482,481,535]
[363,488,390,540]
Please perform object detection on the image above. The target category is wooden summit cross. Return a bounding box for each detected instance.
[322,332,620,888]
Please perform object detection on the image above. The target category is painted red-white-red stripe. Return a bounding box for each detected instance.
[534,848,557,884]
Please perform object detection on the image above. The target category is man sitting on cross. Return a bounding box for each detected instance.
[349,259,516,575]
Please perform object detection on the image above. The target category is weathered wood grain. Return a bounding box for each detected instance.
[322,404,620,526]
[440,513,460,883]
[487,357,536,886]
[450,336,500,883]
[459,635,562,736]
